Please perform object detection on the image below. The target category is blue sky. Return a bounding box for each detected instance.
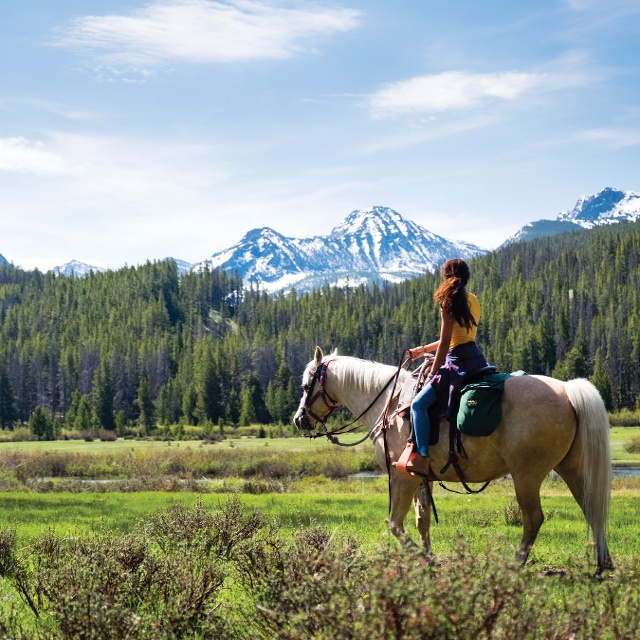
[1,0,639,270]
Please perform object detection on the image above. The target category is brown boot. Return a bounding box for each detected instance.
[393,443,427,477]
[405,453,428,473]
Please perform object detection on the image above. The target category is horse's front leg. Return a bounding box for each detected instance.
[413,481,433,553]
[388,471,422,546]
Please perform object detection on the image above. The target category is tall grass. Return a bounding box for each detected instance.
[0,441,379,490]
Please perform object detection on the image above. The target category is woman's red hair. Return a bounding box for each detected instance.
[434,259,477,331]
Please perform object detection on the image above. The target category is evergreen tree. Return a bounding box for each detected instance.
[181,384,198,426]
[65,390,81,428]
[0,365,18,429]
[136,378,155,434]
[238,380,256,427]
[75,394,97,431]
[590,348,613,411]
[92,359,116,430]
[29,406,55,440]
[239,374,270,426]
[156,384,172,426]
[195,351,222,424]
[115,409,129,436]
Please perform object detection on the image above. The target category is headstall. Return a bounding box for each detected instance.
[301,360,340,426]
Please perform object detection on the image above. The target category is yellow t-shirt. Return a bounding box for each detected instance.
[449,292,480,348]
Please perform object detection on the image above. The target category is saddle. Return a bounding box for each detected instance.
[394,363,504,480]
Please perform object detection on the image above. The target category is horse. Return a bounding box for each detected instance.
[293,347,614,573]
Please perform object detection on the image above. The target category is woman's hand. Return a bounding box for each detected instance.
[408,346,423,360]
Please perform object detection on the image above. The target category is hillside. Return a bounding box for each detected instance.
[0,220,638,432]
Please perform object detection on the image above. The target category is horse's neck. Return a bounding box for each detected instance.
[330,357,405,428]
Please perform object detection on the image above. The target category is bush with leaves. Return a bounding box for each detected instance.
[1,501,640,639]
[1,498,265,639]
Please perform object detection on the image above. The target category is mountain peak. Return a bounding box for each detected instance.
[197,205,486,293]
[331,206,408,238]
[558,187,640,227]
[502,187,640,246]
[52,260,106,278]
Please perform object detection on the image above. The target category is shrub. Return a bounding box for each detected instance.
[3,499,266,639]
[3,503,640,638]
[0,427,35,443]
[609,409,640,427]
[624,436,640,454]
[504,498,523,526]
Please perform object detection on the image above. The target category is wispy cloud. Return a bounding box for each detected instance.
[576,127,640,148]
[55,0,361,73]
[368,71,547,118]
[562,0,640,18]
[0,137,70,174]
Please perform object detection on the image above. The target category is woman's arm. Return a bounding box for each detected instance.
[408,339,440,360]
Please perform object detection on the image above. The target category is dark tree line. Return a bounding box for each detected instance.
[0,220,638,433]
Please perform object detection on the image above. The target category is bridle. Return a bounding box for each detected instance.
[299,360,340,427]
[299,355,407,447]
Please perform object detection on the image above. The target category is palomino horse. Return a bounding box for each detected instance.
[294,347,613,572]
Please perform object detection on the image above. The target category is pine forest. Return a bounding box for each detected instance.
[0,219,639,434]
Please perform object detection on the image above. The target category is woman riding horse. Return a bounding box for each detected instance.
[408,258,491,472]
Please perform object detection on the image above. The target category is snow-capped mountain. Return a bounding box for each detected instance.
[52,260,106,278]
[503,188,640,246]
[558,188,640,227]
[196,206,487,292]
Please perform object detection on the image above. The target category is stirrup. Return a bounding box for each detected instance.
[393,442,421,477]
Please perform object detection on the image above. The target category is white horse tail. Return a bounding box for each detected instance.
[564,378,612,565]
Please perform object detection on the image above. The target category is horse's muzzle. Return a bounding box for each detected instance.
[293,410,310,431]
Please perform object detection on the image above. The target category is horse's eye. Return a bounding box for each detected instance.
[302,384,309,391]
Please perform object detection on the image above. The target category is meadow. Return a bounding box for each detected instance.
[0,427,639,638]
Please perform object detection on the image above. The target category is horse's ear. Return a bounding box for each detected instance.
[330,348,338,357]
[314,346,324,366]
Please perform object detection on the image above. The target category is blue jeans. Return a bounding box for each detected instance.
[411,383,437,457]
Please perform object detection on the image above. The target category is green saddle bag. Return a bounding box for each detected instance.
[457,371,526,437]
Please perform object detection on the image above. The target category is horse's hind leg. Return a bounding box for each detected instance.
[388,472,422,546]
[511,472,546,565]
[555,445,614,572]
[413,481,433,552]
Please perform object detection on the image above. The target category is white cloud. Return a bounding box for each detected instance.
[577,128,640,148]
[56,0,361,70]
[0,137,70,174]
[369,71,547,117]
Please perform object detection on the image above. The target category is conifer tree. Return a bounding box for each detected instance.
[239,380,256,427]
[92,359,116,430]
[156,384,172,426]
[239,374,270,426]
[195,351,222,424]
[136,378,155,434]
[29,406,55,440]
[0,365,17,429]
[75,394,97,431]
[181,384,198,426]
[590,348,613,411]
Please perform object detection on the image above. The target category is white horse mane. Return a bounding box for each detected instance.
[305,353,406,396]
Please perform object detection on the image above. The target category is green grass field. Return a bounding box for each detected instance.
[1,432,639,639]
[1,479,638,566]
[3,425,638,456]
[0,427,638,566]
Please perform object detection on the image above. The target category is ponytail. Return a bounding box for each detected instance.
[434,259,476,331]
